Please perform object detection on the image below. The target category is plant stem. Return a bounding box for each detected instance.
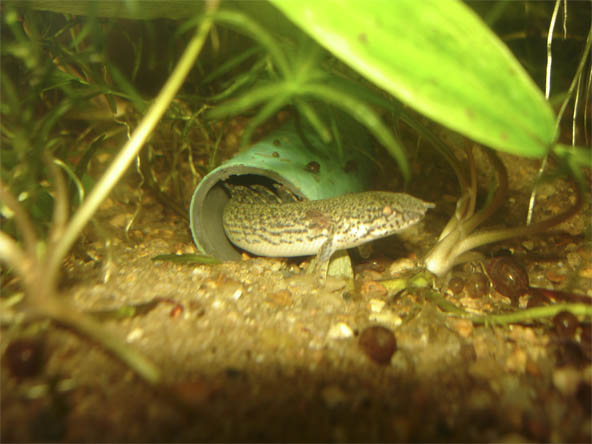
[555,25,592,129]
[40,298,162,385]
[0,180,38,259]
[0,231,31,278]
[456,181,582,255]
[426,291,592,324]
[45,154,69,249]
[461,147,508,234]
[468,303,592,324]
[48,8,217,276]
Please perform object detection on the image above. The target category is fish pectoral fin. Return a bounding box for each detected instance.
[311,236,337,280]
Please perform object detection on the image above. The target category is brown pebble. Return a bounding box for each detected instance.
[388,258,415,276]
[169,304,184,318]
[578,264,592,279]
[360,269,384,281]
[360,280,388,298]
[169,380,217,406]
[359,326,397,365]
[545,269,568,283]
[267,290,293,306]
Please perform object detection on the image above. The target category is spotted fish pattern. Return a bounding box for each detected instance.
[223,188,434,266]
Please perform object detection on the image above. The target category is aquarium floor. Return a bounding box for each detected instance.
[2,152,590,443]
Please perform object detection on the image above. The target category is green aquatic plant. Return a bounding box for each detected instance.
[202,1,590,277]
[199,9,412,180]
[263,0,590,276]
[1,1,590,387]
[1,1,220,384]
[422,143,584,276]
[270,0,590,163]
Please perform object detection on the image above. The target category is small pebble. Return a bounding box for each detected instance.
[360,280,387,298]
[566,252,582,268]
[218,281,244,300]
[369,298,386,313]
[327,322,354,340]
[169,304,184,318]
[578,264,592,279]
[358,268,383,281]
[545,268,568,283]
[449,319,473,338]
[521,240,534,251]
[368,311,402,328]
[358,325,397,365]
[388,258,415,276]
[126,328,144,342]
[390,349,414,374]
[109,213,128,228]
[552,366,581,396]
[266,290,293,306]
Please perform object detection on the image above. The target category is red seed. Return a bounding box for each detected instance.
[4,338,44,379]
[486,256,529,304]
[359,326,397,365]
[553,311,578,339]
[465,272,490,299]
[448,277,465,295]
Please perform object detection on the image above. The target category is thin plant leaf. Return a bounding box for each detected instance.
[87,299,161,321]
[294,98,332,143]
[151,253,221,264]
[240,91,290,146]
[303,83,410,180]
[207,82,286,119]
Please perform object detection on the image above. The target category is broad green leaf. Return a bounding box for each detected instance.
[270,0,557,157]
